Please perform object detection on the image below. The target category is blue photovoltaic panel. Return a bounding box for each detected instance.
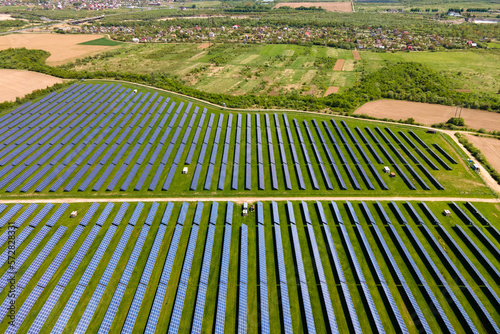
[13,204,37,228]
[0,204,23,228]
[214,223,232,334]
[168,224,200,333]
[271,201,280,225]
[301,201,311,224]
[161,202,175,225]
[257,201,264,225]
[289,219,316,333]
[192,224,217,334]
[226,202,233,224]
[286,201,295,224]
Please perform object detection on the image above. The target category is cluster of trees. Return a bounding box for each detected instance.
[1,48,499,114]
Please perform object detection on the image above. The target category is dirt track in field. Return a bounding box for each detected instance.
[333,59,344,71]
[0,69,64,103]
[465,135,500,172]
[354,99,500,132]
[0,33,119,65]
[274,2,352,12]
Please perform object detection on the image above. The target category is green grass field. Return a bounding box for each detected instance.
[75,43,359,96]
[0,81,492,199]
[0,200,498,333]
[359,49,500,94]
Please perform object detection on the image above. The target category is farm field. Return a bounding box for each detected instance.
[0,82,491,199]
[354,99,500,132]
[464,135,500,172]
[0,199,498,333]
[274,2,353,12]
[0,33,120,65]
[74,43,360,97]
[0,69,64,103]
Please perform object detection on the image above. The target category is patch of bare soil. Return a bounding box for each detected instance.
[197,43,210,49]
[354,99,500,132]
[324,86,339,96]
[0,33,119,65]
[352,50,361,60]
[0,69,64,103]
[274,2,352,12]
[465,135,500,173]
[333,59,344,71]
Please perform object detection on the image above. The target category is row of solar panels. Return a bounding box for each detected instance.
[1,84,455,193]
[0,200,498,332]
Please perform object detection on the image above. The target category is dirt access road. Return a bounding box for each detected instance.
[354,99,500,132]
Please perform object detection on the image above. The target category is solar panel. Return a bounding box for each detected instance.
[214,223,232,333]
[0,204,23,228]
[168,223,200,333]
[288,216,316,333]
[15,225,66,289]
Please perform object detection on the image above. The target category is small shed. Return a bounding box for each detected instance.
[427,129,437,134]
[383,166,390,173]
[389,172,396,178]
[70,211,78,218]
[182,167,188,174]
[443,209,451,217]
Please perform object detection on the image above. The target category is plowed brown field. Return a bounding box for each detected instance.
[0,33,120,65]
[333,59,344,71]
[354,99,500,132]
[0,69,64,103]
[465,135,500,172]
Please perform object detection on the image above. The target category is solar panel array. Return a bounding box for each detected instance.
[238,223,248,333]
[286,201,316,333]
[271,114,290,190]
[204,115,224,190]
[214,202,233,333]
[283,115,306,190]
[75,203,144,334]
[168,202,203,333]
[317,201,361,334]
[191,114,215,190]
[301,202,339,333]
[364,202,431,333]
[145,202,190,333]
[256,202,270,332]
[402,202,479,333]
[0,83,456,195]
[192,202,218,334]
[270,202,293,334]
[0,197,497,333]
[99,202,153,333]
[335,201,384,333]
